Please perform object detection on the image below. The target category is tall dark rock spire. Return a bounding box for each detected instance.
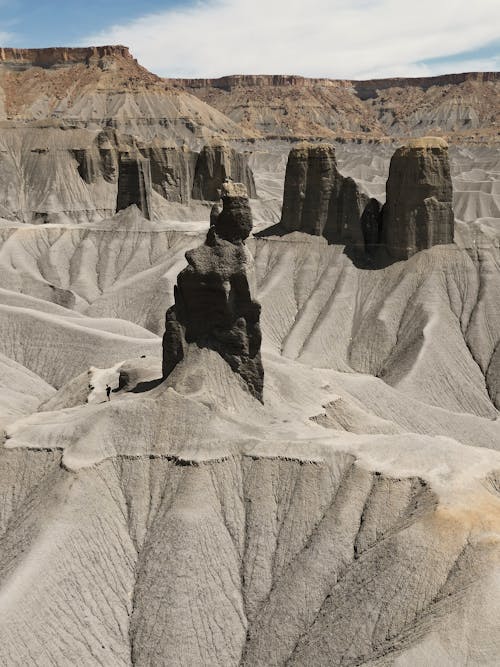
[162,181,264,401]
[381,137,455,260]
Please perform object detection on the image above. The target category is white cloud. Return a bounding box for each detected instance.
[82,0,500,78]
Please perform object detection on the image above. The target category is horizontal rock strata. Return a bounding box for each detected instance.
[280,142,380,250]
[382,137,455,260]
[192,143,256,200]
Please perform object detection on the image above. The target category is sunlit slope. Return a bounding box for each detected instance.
[0,140,499,665]
[1,349,500,665]
[0,215,499,412]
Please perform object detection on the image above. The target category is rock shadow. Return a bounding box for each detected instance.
[130,377,165,393]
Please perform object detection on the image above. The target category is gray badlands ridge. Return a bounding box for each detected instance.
[0,46,500,666]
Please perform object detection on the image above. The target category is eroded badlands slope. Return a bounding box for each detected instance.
[0,140,500,665]
[174,72,500,143]
[0,46,246,141]
[2,348,500,665]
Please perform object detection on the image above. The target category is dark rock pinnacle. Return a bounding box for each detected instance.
[162,181,264,401]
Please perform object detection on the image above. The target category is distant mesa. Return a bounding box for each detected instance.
[0,45,253,148]
[173,72,500,92]
[162,180,264,401]
[1,46,499,143]
[174,71,500,142]
[278,138,455,261]
[381,137,455,260]
[0,45,135,72]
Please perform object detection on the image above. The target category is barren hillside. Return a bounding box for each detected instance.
[0,46,248,142]
[172,72,500,143]
[0,44,500,667]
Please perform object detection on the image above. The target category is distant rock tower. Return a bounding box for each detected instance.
[382,137,455,260]
[280,143,380,250]
[162,181,264,401]
[191,142,257,201]
[116,150,152,220]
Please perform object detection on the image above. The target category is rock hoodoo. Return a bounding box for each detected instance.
[116,149,152,219]
[280,143,379,249]
[381,137,455,260]
[162,181,264,401]
[192,143,257,201]
[140,140,198,204]
[279,139,455,261]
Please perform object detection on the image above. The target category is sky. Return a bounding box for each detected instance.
[0,0,499,79]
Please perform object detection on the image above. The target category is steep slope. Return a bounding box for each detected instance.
[1,349,500,665]
[0,210,203,336]
[0,353,54,429]
[253,234,499,416]
[175,72,500,143]
[0,46,250,142]
[0,137,500,665]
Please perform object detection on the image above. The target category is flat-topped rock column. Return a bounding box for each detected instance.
[382,137,455,260]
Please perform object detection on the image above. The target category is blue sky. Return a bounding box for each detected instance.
[0,0,180,46]
[1,0,499,79]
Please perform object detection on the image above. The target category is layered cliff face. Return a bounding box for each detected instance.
[382,137,455,260]
[140,140,198,205]
[163,181,264,400]
[0,46,249,143]
[278,139,455,261]
[0,125,256,222]
[280,143,380,250]
[175,72,500,143]
[116,151,152,220]
[192,143,257,200]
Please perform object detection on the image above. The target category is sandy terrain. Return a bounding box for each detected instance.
[0,138,499,665]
